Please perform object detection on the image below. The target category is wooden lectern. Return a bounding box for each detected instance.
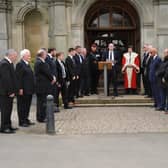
[98,61,113,96]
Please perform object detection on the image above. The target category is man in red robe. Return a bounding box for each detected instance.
[122,46,140,94]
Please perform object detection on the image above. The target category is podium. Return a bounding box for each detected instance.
[98,61,112,96]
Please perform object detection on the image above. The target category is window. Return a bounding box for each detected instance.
[88,7,135,29]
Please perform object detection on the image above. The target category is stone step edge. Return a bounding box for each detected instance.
[74,103,153,108]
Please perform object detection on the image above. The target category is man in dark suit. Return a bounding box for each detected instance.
[55,52,72,109]
[16,49,35,127]
[103,43,121,96]
[149,48,162,110]
[89,43,101,94]
[65,48,77,104]
[74,46,84,98]
[142,44,153,97]
[0,49,18,134]
[45,48,58,112]
[34,49,56,123]
[80,48,90,96]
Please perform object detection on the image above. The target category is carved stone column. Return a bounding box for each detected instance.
[48,0,69,54]
[0,0,12,56]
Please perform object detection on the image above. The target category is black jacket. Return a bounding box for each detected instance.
[74,54,84,76]
[0,58,18,96]
[157,58,168,87]
[16,60,35,95]
[102,50,121,72]
[55,59,68,84]
[65,56,76,80]
[45,55,57,77]
[34,57,54,94]
[81,55,90,78]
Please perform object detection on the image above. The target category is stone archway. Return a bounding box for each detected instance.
[24,9,43,58]
[84,0,140,54]
[23,9,49,58]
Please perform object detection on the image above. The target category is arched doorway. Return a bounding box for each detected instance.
[84,0,141,88]
[84,0,140,54]
[24,9,46,59]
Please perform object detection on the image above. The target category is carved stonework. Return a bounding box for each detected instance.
[72,0,78,6]
[16,3,35,23]
[0,0,12,12]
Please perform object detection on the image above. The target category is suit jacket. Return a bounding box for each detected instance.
[16,60,35,95]
[45,55,57,77]
[0,58,18,96]
[142,52,152,76]
[81,55,90,78]
[88,51,100,71]
[102,50,121,71]
[156,59,168,87]
[34,57,54,94]
[65,56,76,80]
[74,54,84,76]
[149,56,162,83]
[55,59,68,84]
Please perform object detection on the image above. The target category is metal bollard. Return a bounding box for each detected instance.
[46,95,55,135]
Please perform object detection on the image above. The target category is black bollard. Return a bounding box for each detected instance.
[46,95,55,135]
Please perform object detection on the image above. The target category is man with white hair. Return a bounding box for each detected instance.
[16,49,35,127]
[0,49,18,134]
[142,44,153,97]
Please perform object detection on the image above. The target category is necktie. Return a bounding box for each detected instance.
[60,62,66,78]
[129,53,131,64]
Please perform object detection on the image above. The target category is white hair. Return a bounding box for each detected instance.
[5,49,17,57]
[20,49,30,58]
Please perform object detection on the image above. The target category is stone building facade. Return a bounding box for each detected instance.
[0,0,168,58]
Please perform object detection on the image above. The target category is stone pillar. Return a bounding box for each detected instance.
[48,0,68,54]
[154,0,168,55]
[0,0,11,56]
[71,24,82,47]
[66,0,72,48]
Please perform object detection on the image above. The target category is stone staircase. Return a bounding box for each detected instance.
[75,94,153,107]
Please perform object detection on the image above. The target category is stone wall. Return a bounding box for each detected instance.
[0,0,168,57]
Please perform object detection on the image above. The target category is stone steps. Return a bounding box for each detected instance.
[75,95,153,107]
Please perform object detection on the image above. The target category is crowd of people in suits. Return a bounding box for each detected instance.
[141,45,168,113]
[1,43,168,134]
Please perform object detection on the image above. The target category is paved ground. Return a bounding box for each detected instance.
[1,97,168,168]
[9,101,168,135]
[0,133,168,168]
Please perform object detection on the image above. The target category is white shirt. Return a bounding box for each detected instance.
[48,53,52,59]
[5,57,12,64]
[153,55,157,60]
[68,55,73,59]
[108,50,114,61]
[58,59,66,78]
[38,57,45,63]
[22,59,29,65]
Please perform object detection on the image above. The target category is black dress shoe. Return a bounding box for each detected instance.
[155,107,164,111]
[19,123,29,127]
[64,106,72,109]
[26,120,35,126]
[1,129,15,134]
[27,122,35,126]
[54,108,60,113]
[10,127,19,131]
[37,119,46,123]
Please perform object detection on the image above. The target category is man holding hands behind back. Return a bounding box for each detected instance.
[0,49,18,134]
[34,49,56,123]
[16,49,35,127]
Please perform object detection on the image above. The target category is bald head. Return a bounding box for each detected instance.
[164,48,168,57]
[108,43,114,51]
[150,48,158,57]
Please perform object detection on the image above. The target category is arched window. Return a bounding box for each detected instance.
[87,7,136,29]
